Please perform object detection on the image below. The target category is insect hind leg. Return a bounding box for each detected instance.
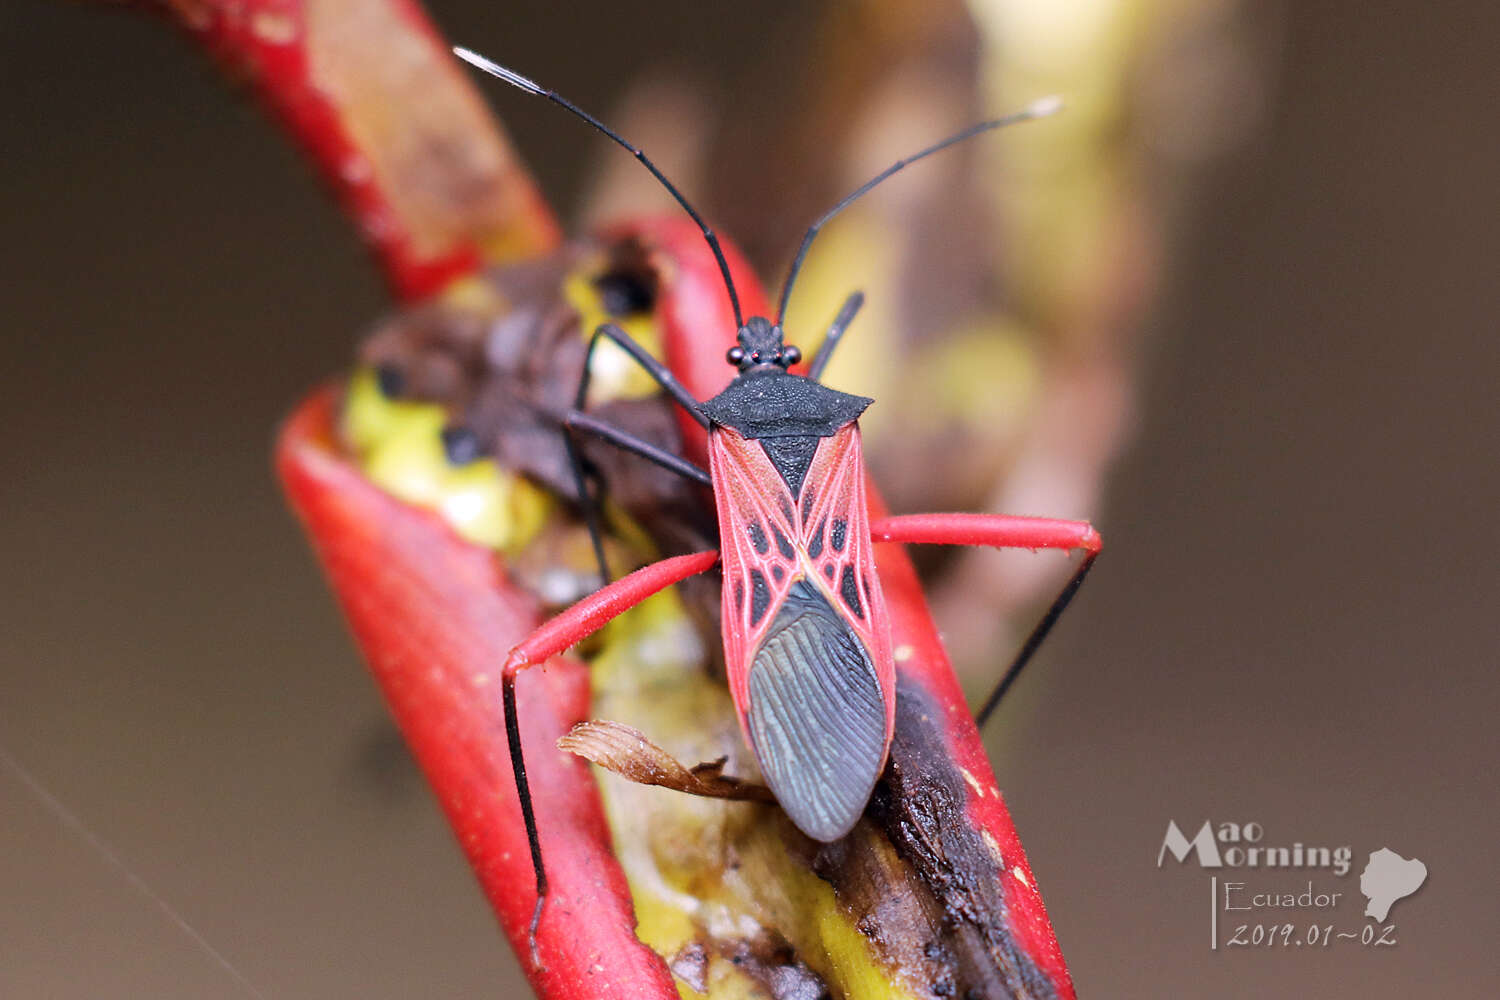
[972,551,1097,728]
[868,512,1101,728]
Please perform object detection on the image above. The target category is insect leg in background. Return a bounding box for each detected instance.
[805,291,865,381]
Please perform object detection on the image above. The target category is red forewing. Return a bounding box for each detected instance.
[799,426,883,634]
[708,424,896,839]
[710,427,802,651]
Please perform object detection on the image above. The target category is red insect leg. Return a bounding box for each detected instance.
[501,548,720,957]
[869,513,1100,727]
[502,550,721,677]
[868,512,1100,555]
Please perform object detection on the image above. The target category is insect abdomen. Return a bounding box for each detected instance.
[745,580,886,842]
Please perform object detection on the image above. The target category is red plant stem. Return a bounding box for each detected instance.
[278,390,680,998]
[274,217,771,999]
[159,0,560,300]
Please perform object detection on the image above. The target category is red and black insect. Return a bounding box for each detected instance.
[455,47,1101,942]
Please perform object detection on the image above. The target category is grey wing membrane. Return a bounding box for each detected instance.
[745,579,886,842]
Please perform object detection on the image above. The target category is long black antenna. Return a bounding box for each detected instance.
[454,47,744,329]
[774,96,1063,326]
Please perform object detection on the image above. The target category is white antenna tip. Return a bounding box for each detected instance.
[452,46,543,95]
[1026,95,1065,119]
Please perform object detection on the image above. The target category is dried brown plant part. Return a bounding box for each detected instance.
[559,720,775,803]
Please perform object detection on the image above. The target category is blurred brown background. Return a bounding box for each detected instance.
[2,1,1495,997]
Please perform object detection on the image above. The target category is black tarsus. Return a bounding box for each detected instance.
[502,673,548,969]
[775,99,1061,326]
[974,551,1098,729]
[453,48,743,328]
[808,291,865,381]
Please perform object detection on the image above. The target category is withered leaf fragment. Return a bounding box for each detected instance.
[559,720,775,802]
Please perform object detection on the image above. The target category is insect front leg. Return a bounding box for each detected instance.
[561,408,710,585]
[500,548,720,965]
[564,322,710,584]
[868,513,1101,727]
[576,322,708,425]
[563,410,711,487]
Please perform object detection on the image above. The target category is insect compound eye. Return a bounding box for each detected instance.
[780,345,802,366]
[726,346,746,366]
